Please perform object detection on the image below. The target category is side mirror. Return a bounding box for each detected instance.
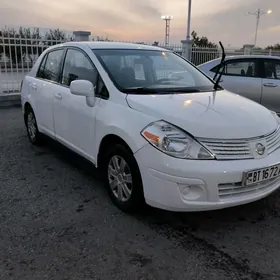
[70,80,96,107]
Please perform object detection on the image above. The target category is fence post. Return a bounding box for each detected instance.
[243,44,254,55]
[73,31,91,42]
[181,39,193,61]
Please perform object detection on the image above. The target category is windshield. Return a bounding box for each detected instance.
[93,49,216,94]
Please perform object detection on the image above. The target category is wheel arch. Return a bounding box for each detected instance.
[23,102,32,113]
[97,134,134,169]
[23,102,33,123]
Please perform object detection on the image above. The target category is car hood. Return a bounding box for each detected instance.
[126,90,278,139]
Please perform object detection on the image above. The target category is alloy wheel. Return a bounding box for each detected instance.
[108,155,133,202]
[27,112,37,142]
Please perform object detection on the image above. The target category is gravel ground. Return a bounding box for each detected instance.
[1,107,280,280]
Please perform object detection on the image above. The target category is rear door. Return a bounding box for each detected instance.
[260,58,280,114]
[209,58,262,103]
[31,49,65,137]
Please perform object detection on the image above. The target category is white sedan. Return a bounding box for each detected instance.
[198,55,280,114]
[20,42,280,213]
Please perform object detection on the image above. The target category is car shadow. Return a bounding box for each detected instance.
[40,135,280,233]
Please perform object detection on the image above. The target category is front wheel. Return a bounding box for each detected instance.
[103,144,144,212]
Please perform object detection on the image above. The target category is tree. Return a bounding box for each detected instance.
[152,41,159,46]
[43,29,67,46]
[190,31,218,65]
[191,31,217,48]
[266,44,280,50]
[94,36,110,41]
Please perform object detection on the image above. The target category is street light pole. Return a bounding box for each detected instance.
[186,0,192,41]
[183,0,192,60]
[254,9,261,47]
[248,8,272,47]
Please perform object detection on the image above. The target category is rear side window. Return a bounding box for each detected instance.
[37,54,48,79]
[36,49,64,82]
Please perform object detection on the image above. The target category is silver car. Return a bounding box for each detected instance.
[198,55,280,114]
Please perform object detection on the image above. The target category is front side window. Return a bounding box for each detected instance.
[264,60,280,79]
[93,49,215,93]
[37,49,64,82]
[211,59,258,77]
[62,49,98,87]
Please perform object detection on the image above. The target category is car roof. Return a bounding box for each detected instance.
[225,54,280,60]
[201,55,280,65]
[198,54,280,70]
[49,41,167,51]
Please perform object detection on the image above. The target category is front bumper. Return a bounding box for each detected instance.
[134,144,280,212]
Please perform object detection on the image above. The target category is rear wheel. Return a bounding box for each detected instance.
[25,108,42,145]
[103,144,144,212]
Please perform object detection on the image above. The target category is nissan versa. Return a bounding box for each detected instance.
[21,41,280,212]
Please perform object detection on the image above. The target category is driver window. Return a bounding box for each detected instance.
[212,60,258,77]
[226,61,257,77]
[61,49,98,87]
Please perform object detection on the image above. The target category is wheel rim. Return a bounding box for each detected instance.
[27,112,36,141]
[108,155,133,202]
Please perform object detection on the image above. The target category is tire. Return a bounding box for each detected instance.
[103,144,144,213]
[24,108,42,145]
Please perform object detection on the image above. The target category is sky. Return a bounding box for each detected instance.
[0,0,279,48]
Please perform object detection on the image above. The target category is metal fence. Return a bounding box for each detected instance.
[0,32,72,93]
[1,33,280,94]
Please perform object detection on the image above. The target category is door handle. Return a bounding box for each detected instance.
[54,93,62,100]
[263,83,278,88]
[31,83,37,90]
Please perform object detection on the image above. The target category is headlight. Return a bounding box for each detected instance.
[270,111,280,124]
[140,120,214,159]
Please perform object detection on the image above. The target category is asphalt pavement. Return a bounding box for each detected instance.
[1,107,280,280]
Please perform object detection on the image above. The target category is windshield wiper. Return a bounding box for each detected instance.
[122,87,160,93]
[213,41,226,90]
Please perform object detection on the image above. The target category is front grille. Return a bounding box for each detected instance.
[198,126,280,160]
[266,126,280,154]
[218,177,280,200]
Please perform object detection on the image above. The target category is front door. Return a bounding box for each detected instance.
[261,58,280,114]
[218,58,262,103]
[53,48,99,162]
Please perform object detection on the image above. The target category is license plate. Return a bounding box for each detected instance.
[243,163,280,186]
